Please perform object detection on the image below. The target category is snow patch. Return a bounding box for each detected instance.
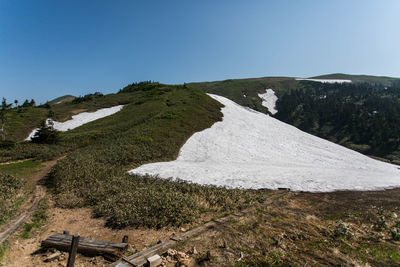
[296,78,352,84]
[25,105,124,140]
[258,89,278,115]
[129,94,400,192]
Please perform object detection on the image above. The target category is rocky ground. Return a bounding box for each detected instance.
[2,189,400,266]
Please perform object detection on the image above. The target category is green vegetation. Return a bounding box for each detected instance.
[341,242,400,265]
[1,91,135,142]
[190,77,297,113]
[1,83,265,228]
[0,173,24,225]
[275,81,400,161]
[31,120,59,144]
[18,198,48,239]
[49,84,264,228]
[1,98,13,141]
[191,75,400,162]
[312,73,400,86]
[0,241,7,262]
[0,160,42,177]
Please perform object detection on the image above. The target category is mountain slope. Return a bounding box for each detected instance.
[191,75,400,163]
[130,94,400,192]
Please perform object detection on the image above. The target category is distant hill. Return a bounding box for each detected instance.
[48,95,76,105]
[311,73,400,86]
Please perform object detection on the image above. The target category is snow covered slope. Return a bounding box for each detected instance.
[25,105,124,140]
[258,89,278,114]
[296,78,352,83]
[129,95,400,192]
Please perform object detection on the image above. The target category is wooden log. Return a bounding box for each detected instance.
[67,234,80,267]
[42,233,129,259]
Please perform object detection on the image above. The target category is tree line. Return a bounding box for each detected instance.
[275,81,400,160]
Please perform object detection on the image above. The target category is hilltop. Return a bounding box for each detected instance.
[47,95,76,105]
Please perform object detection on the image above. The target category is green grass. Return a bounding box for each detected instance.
[0,173,24,225]
[0,241,7,263]
[4,106,48,142]
[48,85,265,228]
[2,91,137,142]
[0,160,42,177]
[340,242,400,265]
[2,83,265,229]
[18,198,48,239]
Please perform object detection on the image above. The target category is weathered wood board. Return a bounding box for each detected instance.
[42,233,129,260]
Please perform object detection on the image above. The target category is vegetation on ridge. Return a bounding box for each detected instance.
[1,83,265,228]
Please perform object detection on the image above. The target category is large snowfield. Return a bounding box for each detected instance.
[258,89,278,114]
[25,105,124,140]
[129,94,400,192]
[296,78,352,84]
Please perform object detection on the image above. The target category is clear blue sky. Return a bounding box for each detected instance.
[1,0,399,104]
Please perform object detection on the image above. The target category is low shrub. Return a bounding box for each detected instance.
[0,173,24,225]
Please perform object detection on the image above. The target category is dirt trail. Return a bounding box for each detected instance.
[0,159,58,243]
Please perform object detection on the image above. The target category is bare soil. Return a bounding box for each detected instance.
[3,165,400,267]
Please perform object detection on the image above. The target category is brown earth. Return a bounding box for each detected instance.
[1,198,176,267]
[2,159,400,267]
[170,189,400,266]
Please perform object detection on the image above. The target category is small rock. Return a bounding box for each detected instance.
[238,252,244,261]
[180,227,187,232]
[147,254,162,267]
[167,249,177,257]
[176,251,187,261]
[126,244,135,253]
[44,252,62,262]
[192,246,198,255]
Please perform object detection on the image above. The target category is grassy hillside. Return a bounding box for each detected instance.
[1,84,264,228]
[3,92,135,142]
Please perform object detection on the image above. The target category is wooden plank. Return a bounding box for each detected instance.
[42,233,129,258]
[109,191,288,267]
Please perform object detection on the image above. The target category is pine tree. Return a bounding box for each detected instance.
[0,98,12,141]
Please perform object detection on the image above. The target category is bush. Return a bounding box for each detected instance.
[31,120,59,144]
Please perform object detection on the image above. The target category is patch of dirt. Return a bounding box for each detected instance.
[2,198,176,267]
[0,158,59,244]
[4,185,400,266]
